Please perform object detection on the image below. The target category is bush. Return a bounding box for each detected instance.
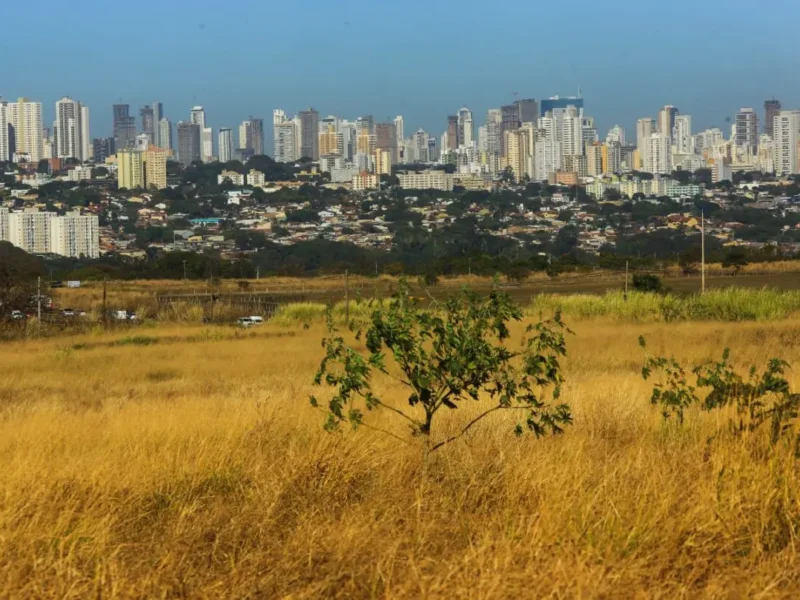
[632,274,664,293]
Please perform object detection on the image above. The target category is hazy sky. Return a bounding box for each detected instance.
[2,0,799,147]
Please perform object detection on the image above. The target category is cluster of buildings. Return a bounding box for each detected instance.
[0,207,99,258]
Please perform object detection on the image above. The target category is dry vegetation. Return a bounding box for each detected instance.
[2,314,800,598]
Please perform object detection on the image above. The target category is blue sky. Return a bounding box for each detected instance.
[2,0,798,146]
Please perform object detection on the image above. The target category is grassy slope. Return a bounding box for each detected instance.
[1,320,800,597]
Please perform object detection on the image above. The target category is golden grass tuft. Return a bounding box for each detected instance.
[1,318,800,596]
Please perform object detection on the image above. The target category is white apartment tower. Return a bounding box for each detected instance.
[0,207,9,241]
[158,118,173,150]
[457,107,474,148]
[672,115,693,155]
[50,210,100,258]
[55,97,90,161]
[7,98,44,162]
[645,133,672,175]
[773,110,800,176]
[201,127,213,162]
[8,208,54,254]
[735,108,759,155]
[636,118,656,171]
[218,128,234,162]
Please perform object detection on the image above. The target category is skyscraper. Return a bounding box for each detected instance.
[140,105,155,145]
[248,118,264,155]
[7,98,44,162]
[218,128,234,163]
[0,99,9,162]
[151,102,163,147]
[485,109,502,157]
[645,133,671,174]
[673,115,693,155]
[190,106,206,128]
[158,118,172,151]
[735,108,759,154]
[657,106,679,141]
[636,118,656,172]
[773,110,800,176]
[765,99,781,139]
[113,104,136,151]
[500,105,520,156]
[55,97,90,161]
[176,122,201,166]
[298,109,319,160]
[540,96,583,116]
[516,99,538,124]
[201,128,213,162]
[457,107,474,148]
[446,116,458,150]
[375,122,397,163]
[92,137,115,162]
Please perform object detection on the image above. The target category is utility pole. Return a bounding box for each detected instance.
[102,278,107,328]
[36,276,42,337]
[182,260,187,281]
[624,260,629,302]
[701,210,706,295]
[345,269,350,323]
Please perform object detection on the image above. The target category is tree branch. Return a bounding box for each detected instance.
[429,405,503,452]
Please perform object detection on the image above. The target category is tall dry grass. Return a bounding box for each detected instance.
[2,318,800,597]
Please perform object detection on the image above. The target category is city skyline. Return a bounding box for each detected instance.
[3,0,798,144]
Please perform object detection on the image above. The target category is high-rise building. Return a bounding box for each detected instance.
[7,98,44,162]
[500,105,520,156]
[393,116,404,148]
[503,128,532,181]
[298,109,319,160]
[201,127,213,162]
[645,133,671,175]
[319,121,340,156]
[0,99,9,162]
[374,148,392,175]
[113,104,136,151]
[375,123,397,163]
[92,138,115,162]
[765,99,781,139]
[49,210,99,258]
[586,142,603,176]
[55,97,90,161]
[218,128,234,163]
[636,118,656,172]
[117,149,144,189]
[274,120,297,163]
[151,102,163,147]
[735,108,759,154]
[773,110,800,176]
[144,148,168,189]
[606,125,626,146]
[8,208,54,254]
[158,118,172,151]
[140,105,155,145]
[657,105,679,141]
[446,115,458,150]
[248,118,264,155]
[176,121,201,166]
[190,106,206,128]
[673,115,693,155]
[456,107,474,148]
[516,99,538,124]
[540,96,584,116]
[602,142,622,175]
[0,207,8,241]
[485,109,502,157]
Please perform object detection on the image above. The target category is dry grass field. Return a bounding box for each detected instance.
[2,313,800,598]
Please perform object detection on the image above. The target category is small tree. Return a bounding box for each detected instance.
[722,247,749,276]
[632,274,664,293]
[311,284,573,452]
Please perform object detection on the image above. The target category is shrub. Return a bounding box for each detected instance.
[311,282,573,452]
[640,337,800,446]
[632,274,664,293]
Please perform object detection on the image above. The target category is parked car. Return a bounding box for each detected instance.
[238,316,264,328]
[11,310,24,320]
[62,308,75,317]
